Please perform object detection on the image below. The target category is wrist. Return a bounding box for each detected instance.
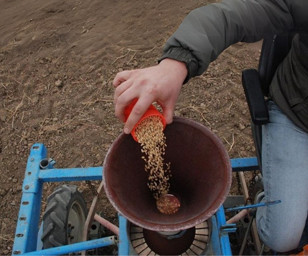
[159,58,188,84]
[159,47,199,83]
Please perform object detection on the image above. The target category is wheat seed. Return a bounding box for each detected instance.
[135,116,171,200]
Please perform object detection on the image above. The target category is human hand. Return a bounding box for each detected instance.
[113,58,188,134]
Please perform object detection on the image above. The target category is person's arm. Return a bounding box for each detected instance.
[161,0,294,80]
[114,0,295,134]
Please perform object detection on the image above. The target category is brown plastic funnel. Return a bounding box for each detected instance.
[103,117,231,231]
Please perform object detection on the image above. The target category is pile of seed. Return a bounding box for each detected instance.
[135,116,171,200]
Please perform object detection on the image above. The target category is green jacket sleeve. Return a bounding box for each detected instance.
[160,0,295,81]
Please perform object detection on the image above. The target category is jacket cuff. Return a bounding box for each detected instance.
[158,47,199,84]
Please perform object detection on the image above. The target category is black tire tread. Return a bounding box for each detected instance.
[41,185,87,248]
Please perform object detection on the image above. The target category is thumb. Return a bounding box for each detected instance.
[162,104,175,124]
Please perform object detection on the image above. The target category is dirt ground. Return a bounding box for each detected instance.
[0,0,262,254]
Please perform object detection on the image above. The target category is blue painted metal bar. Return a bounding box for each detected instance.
[231,157,259,172]
[36,224,43,250]
[226,200,281,212]
[38,167,103,182]
[13,143,47,254]
[23,236,116,255]
[216,206,233,255]
[118,215,130,255]
[210,215,222,255]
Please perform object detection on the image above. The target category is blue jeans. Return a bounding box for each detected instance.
[256,101,308,252]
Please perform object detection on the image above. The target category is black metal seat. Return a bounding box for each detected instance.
[242,33,294,168]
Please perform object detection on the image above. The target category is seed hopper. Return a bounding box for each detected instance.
[12,117,266,255]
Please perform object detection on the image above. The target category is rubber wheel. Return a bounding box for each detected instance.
[41,185,87,249]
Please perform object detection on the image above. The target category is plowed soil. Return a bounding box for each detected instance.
[0,0,261,254]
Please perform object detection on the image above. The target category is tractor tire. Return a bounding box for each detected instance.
[41,185,87,249]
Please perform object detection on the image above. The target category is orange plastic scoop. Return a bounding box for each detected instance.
[156,194,181,215]
[124,99,166,142]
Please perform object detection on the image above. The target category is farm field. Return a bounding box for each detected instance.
[0,0,261,254]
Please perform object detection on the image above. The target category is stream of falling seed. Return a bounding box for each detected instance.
[135,116,171,200]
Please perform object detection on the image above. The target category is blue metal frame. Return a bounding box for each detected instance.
[230,157,259,172]
[12,144,113,255]
[118,215,130,255]
[12,143,259,255]
[22,237,116,255]
[217,207,236,255]
[13,144,47,255]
